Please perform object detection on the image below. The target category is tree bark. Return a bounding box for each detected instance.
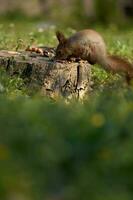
[0,49,92,100]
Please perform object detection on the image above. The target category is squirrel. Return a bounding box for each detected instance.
[55,29,133,84]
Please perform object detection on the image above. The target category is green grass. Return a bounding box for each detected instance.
[0,21,133,200]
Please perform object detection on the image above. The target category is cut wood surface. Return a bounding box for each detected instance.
[0,49,92,99]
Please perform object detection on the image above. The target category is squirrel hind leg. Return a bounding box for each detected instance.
[88,60,96,65]
[125,74,133,85]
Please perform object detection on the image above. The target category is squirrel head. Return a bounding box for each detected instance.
[55,31,72,60]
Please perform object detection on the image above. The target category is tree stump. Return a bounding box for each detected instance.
[0,49,92,99]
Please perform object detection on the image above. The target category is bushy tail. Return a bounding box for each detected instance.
[102,55,133,84]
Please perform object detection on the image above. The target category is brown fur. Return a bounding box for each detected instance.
[55,29,133,84]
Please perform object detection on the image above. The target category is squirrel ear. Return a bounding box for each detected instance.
[56,31,66,43]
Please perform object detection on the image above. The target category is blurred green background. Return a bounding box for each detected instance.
[0,0,133,27]
[0,1,133,200]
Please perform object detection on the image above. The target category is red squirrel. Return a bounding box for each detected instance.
[55,29,133,84]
